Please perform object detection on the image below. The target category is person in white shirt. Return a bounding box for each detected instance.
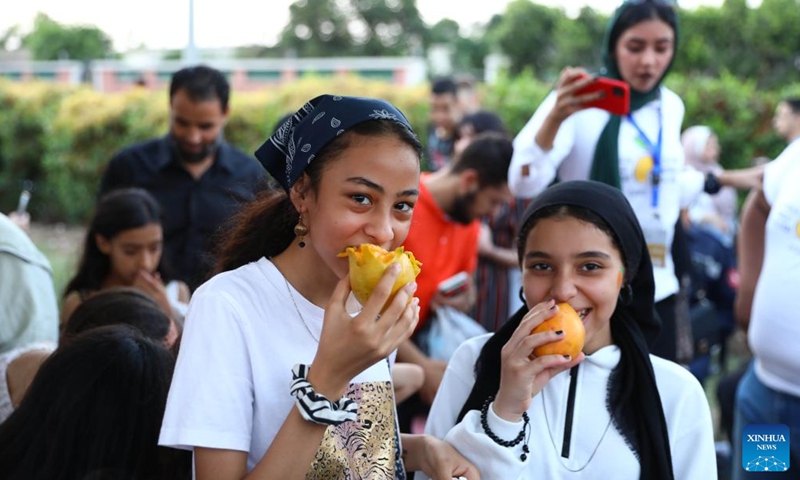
[158,94,479,480]
[508,1,699,363]
[732,97,800,479]
[681,125,739,245]
[422,180,716,480]
[506,0,761,362]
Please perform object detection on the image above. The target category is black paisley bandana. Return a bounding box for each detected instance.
[255,94,414,193]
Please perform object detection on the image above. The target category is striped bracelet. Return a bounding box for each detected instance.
[290,364,358,426]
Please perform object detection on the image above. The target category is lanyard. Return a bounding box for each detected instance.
[626,113,663,208]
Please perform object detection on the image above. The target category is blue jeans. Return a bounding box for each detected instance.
[732,363,800,479]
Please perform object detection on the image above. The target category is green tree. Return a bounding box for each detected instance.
[426,18,494,75]
[427,19,461,45]
[677,0,800,87]
[277,0,426,56]
[675,5,723,76]
[452,35,492,76]
[277,0,353,57]
[492,0,565,76]
[348,0,427,55]
[23,13,114,61]
[552,7,607,73]
[743,0,800,87]
[0,26,20,50]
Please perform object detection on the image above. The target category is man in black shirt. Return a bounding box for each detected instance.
[99,65,267,290]
[426,77,463,172]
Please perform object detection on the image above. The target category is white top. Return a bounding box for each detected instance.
[509,88,705,301]
[0,214,59,354]
[748,137,800,397]
[164,280,189,322]
[0,341,56,424]
[420,334,716,480]
[159,258,402,478]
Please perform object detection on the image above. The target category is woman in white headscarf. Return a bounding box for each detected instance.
[680,126,738,244]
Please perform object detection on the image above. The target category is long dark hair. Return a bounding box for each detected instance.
[0,325,191,480]
[65,188,173,296]
[459,187,674,480]
[61,287,172,346]
[214,119,423,273]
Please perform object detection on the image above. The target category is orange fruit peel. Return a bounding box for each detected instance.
[337,244,422,309]
[531,303,586,359]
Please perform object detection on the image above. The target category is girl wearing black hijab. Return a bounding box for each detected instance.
[508,0,705,363]
[421,181,715,479]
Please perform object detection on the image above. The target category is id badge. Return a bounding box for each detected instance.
[641,215,668,268]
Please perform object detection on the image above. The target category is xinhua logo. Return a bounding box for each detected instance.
[742,424,790,472]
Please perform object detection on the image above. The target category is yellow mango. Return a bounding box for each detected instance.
[338,244,422,309]
[531,303,586,359]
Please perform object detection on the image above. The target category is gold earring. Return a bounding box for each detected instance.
[294,216,309,248]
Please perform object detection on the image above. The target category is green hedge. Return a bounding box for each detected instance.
[0,74,794,223]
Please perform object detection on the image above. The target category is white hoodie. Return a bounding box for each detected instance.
[420,333,716,480]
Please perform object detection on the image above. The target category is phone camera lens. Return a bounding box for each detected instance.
[613,87,625,97]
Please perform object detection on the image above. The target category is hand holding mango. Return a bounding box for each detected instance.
[337,244,422,310]
[531,303,585,359]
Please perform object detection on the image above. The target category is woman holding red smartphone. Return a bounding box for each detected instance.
[509,0,700,361]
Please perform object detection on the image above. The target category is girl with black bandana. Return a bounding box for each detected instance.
[158,95,478,480]
[421,181,716,479]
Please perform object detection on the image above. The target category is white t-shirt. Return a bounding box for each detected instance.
[508,88,705,301]
[159,258,403,478]
[748,137,800,397]
[419,333,716,480]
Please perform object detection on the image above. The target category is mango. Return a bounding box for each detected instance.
[337,244,422,309]
[531,303,586,359]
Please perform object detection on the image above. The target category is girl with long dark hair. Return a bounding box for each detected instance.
[159,95,479,479]
[61,188,189,327]
[0,325,190,480]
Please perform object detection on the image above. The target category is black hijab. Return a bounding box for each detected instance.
[458,180,674,479]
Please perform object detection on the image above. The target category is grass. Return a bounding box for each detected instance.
[29,223,85,299]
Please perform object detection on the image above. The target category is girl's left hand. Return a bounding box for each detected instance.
[418,436,480,480]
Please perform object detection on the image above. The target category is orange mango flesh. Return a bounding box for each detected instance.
[337,244,422,309]
[531,302,586,359]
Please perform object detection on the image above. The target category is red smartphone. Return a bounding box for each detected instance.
[574,76,630,116]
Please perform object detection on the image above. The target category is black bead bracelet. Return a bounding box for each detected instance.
[480,395,531,461]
